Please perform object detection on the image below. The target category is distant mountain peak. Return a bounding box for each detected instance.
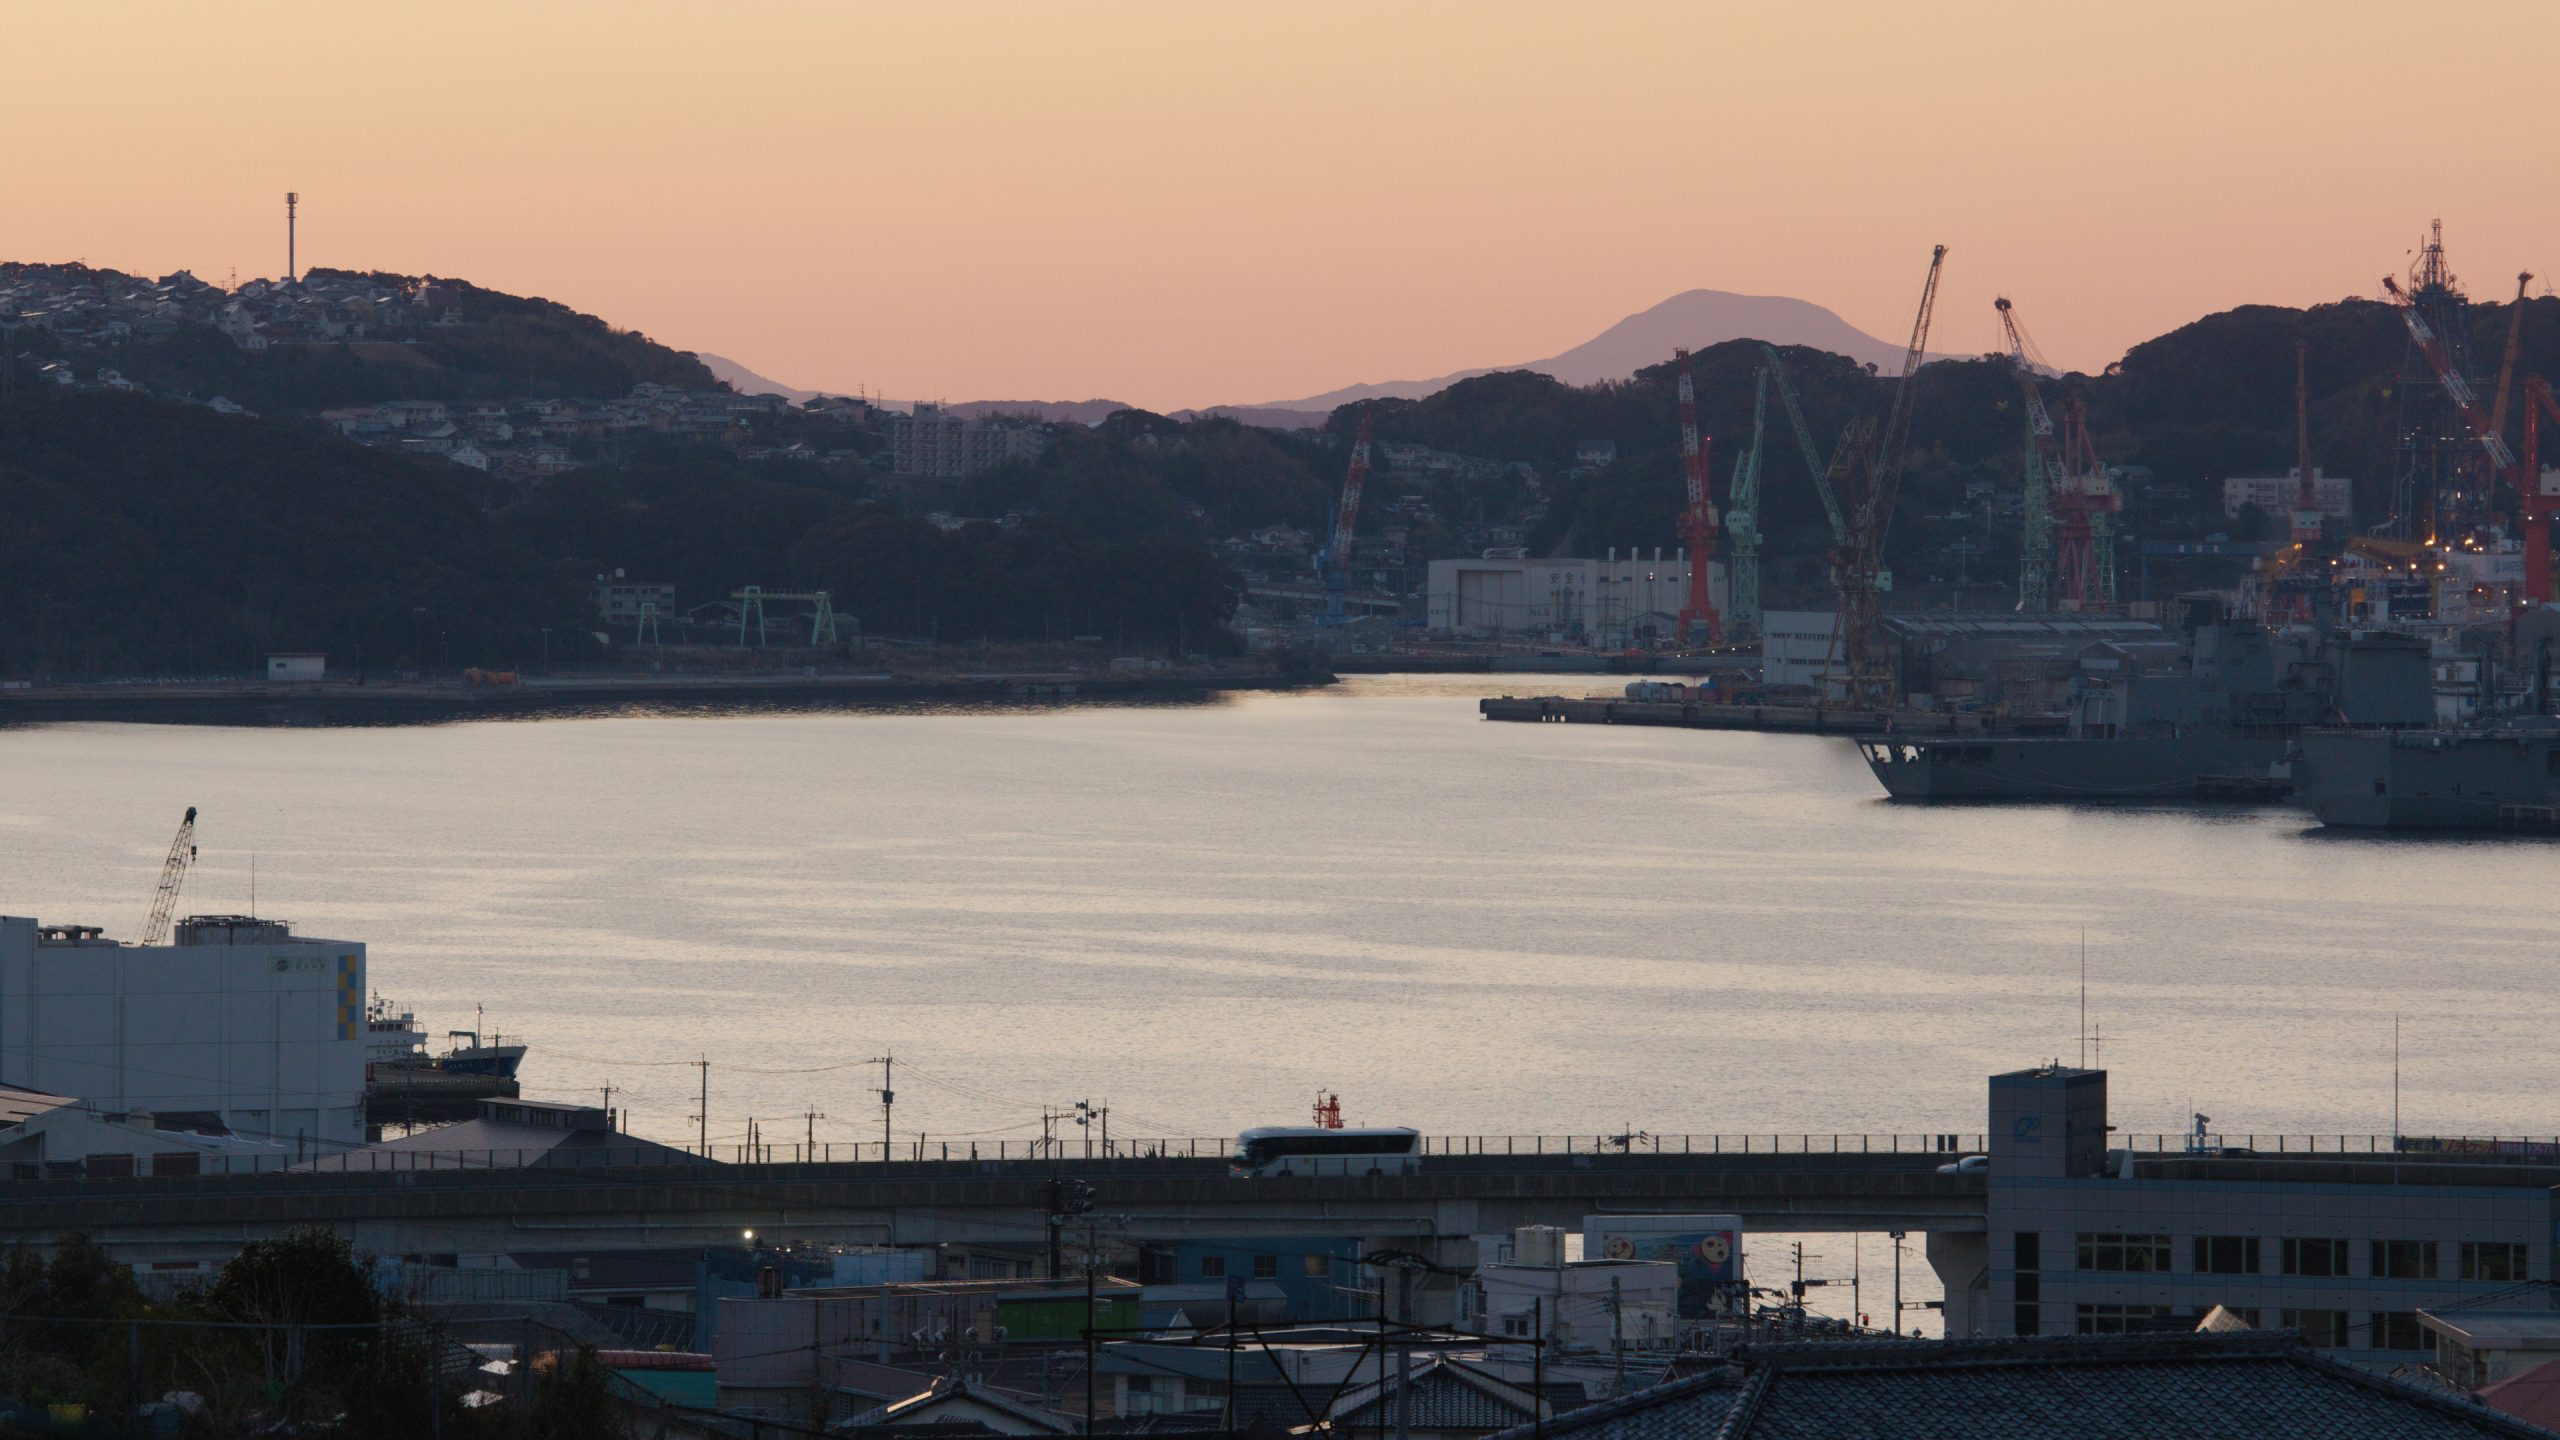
[1254,289,1925,413]
[700,353,826,405]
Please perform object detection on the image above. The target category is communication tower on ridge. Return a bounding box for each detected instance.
[286,192,299,284]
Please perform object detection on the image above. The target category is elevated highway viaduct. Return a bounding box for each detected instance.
[1,1151,1988,1263]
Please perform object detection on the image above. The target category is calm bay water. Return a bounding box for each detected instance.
[2,676,2553,1155]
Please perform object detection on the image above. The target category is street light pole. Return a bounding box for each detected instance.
[1890,1230,1904,1337]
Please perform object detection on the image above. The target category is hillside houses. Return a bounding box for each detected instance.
[0,263,455,349]
[309,382,851,475]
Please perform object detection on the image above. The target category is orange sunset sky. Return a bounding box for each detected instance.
[12,1,2558,411]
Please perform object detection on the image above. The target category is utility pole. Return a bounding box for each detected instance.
[1397,1266,1415,1440]
[1071,1213,1118,1438]
[868,1054,894,1160]
[691,1058,710,1156]
[1608,1274,1624,1395]
[1085,1238,1097,1437]
[1530,1299,1544,1440]
[805,1105,826,1159]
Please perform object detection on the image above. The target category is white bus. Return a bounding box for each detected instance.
[1231,1126,1423,1178]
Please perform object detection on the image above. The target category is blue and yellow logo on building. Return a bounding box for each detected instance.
[336,954,361,1040]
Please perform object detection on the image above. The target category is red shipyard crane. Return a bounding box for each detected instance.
[2383,267,2515,537]
[2291,341,2322,550]
[1992,295,2117,612]
[1318,414,1374,627]
[2053,396,2122,612]
[2518,376,2560,608]
[1673,348,1722,646]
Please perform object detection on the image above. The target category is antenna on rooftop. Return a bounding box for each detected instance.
[285,193,298,284]
[2078,931,2088,1069]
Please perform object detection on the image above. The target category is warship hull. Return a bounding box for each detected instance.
[1860,734,2293,801]
[2298,728,2560,831]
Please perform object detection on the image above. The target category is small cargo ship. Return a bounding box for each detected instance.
[366,997,528,1079]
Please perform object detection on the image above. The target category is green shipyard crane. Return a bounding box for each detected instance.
[1994,297,2061,613]
[1722,367,1769,643]
[1762,343,1846,554]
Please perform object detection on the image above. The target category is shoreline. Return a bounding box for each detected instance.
[0,666,1336,728]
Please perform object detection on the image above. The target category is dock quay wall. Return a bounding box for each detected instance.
[1478,696,2049,735]
[0,669,1330,727]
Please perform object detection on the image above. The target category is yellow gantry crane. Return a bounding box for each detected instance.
[1828,245,1947,709]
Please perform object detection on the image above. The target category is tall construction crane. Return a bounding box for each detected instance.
[1673,349,1722,646]
[1318,413,1375,627]
[2491,272,2533,441]
[2255,339,2332,623]
[1722,367,1769,645]
[2291,341,2321,547]
[2382,269,2515,541]
[1761,344,1844,549]
[2519,375,2560,608]
[140,807,198,946]
[1830,245,1947,708]
[2055,397,2122,612]
[1992,296,2118,612]
[1993,297,2062,612]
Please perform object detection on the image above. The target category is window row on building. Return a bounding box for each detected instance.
[2076,1232,2528,1282]
[1194,1253,1335,1279]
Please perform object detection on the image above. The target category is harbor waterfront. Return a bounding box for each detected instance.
[2,676,2552,1152]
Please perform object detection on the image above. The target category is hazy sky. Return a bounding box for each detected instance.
[12,2,2558,411]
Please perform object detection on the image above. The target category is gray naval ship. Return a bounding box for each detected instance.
[2298,722,2560,830]
[2298,636,2559,831]
[1859,624,2433,802]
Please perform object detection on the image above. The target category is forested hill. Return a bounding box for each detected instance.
[0,392,587,676]
[0,390,1245,677]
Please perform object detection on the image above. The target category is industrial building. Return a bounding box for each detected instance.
[1934,1064,2555,1364]
[0,913,369,1156]
[0,1082,295,1178]
[590,577,675,626]
[2223,469,2354,522]
[1426,550,1727,647]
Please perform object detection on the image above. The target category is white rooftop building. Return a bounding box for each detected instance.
[1459,1227,1677,1353]
[2222,469,2352,522]
[0,914,369,1155]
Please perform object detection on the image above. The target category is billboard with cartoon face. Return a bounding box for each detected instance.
[1583,1215,1745,1319]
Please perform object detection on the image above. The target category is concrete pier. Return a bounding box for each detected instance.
[1478,695,2042,736]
